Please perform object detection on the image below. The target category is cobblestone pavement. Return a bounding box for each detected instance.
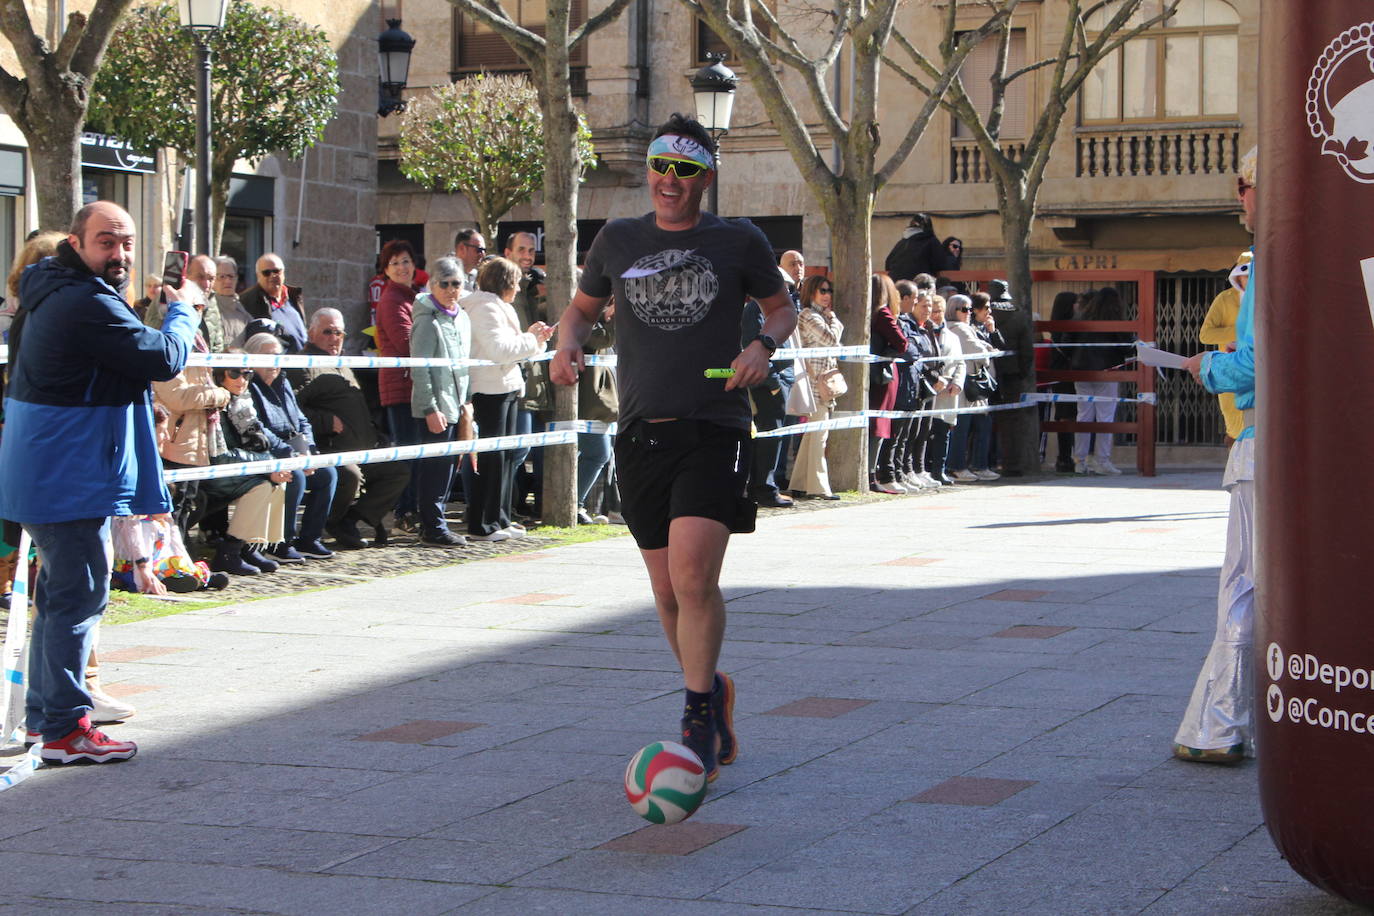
[1,470,1363,914]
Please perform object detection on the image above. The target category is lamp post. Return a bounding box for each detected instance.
[178,0,228,256]
[690,52,738,215]
[378,19,416,117]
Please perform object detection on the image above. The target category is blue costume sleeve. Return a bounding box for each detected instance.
[1201,254,1256,402]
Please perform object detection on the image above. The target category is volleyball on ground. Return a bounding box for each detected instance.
[624,741,708,824]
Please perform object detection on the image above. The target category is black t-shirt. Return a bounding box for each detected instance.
[579,212,783,428]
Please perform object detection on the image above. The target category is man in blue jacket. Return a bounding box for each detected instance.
[0,201,196,764]
[1174,148,1258,765]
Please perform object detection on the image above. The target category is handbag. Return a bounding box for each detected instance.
[786,370,817,416]
[819,367,848,399]
[963,366,998,401]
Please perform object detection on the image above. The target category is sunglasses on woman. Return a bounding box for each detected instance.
[818,286,834,294]
[435,280,464,289]
[224,369,245,379]
[648,157,709,179]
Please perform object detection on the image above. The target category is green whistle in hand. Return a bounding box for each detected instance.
[704,368,735,379]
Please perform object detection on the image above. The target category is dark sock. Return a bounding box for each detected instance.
[684,689,712,720]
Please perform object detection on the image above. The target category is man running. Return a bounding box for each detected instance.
[550,113,797,781]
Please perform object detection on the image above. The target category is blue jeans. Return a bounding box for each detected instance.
[25,517,110,739]
[577,432,613,506]
[283,465,338,543]
[948,411,993,471]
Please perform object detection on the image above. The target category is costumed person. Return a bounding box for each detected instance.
[1198,251,1252,443]
[1174,146,1259,765]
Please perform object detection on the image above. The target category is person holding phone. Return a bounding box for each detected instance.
[0,201,196,764]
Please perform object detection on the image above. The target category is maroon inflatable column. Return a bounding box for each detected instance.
[1258,1,1374,905]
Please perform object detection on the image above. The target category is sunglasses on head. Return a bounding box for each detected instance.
[436,280,464,289]
[648,157,710,179]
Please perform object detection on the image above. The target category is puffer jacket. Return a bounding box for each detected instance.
[0,243,195,523]
[154,364,230,466]
[375,280,417,406]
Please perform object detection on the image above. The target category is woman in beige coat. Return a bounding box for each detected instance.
[789,275,844,500]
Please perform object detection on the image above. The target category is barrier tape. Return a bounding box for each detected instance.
[546,420,619,435]
[1033,341,1154,348]
[161,429,578,484]
[0,529,36,792]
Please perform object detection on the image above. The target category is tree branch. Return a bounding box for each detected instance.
[68,0,136,76]
[0,0,50,85]
[570,0,636,49]
[447,0,545,61]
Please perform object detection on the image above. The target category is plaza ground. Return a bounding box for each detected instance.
[0,470,1361,915]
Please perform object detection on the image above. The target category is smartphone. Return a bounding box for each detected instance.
[159,250,188,302]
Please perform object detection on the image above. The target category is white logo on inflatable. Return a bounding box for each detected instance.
[1267,642,1285,682]
[1267,684,1284,723]
[1307,22,1374,183]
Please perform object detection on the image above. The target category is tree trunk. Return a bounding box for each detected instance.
[998,196,1041,476]
[28,120,83,232]
[536,17,578,528]
[822,179,874,494]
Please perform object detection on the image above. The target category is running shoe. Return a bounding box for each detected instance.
[40,718,137,765]
[712,671,738,766]
[680,711,719,783]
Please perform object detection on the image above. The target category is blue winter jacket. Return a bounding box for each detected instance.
[0,247,196,523]
[248,371,315,458]
[1200,251,1256,440]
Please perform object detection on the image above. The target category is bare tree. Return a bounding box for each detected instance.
[444,0,634,526]
[679,0,1013,489]
[886,0,1178,473]
[0,0,134,230]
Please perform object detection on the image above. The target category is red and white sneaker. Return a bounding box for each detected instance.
[39,718,137,765]
[23,730,41,748]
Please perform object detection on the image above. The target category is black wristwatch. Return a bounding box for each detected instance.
[752,333,778,354]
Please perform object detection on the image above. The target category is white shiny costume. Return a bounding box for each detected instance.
[1175,223,1259,755]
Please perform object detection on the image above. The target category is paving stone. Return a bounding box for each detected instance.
[354,720,482,743]
[598,821,747,855]
[761,697,874,718]
[908,776,1037,806]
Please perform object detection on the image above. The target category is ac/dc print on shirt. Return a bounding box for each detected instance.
[622,249,720,330]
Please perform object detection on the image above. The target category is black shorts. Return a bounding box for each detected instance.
[614,419,757,550]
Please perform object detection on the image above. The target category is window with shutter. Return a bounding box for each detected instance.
[952,29,1029,140]
[452,0,586,75]
[1079,0,1238,124]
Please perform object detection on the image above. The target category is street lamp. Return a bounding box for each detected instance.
[378,19,416,117]
[690,52,738,214]
[178,0,227,257]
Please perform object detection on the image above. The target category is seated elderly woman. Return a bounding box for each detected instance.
[242,331,338,562]
[204,364,293,574]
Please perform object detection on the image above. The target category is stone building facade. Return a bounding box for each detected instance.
[379,0,1257,286]
[0,0,380,332]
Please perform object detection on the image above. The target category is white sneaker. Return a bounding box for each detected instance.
[917,472,942,488]
[1074,459,1090,475]
[501,526,526,539]
[1090,456,1123,476]
[973,469,1001,481]
[469,530,511,543]
[901,472,923,490]
[951,469,978,483]
[87,683,136,724]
